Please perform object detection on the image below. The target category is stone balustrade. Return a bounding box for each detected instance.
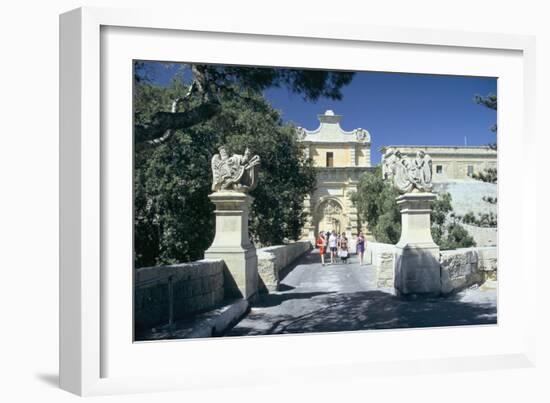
[257,241,312,291]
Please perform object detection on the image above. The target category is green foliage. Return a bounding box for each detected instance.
[135,62,355,103]
[133,78,316,267]
[431,191,452,228]
[482,196,497,204]
[133,61,355,145]
[430,192,476,249]
[351,167,401,244]
[472,93,498,183]
[461,211,497,228]
[474,92,497,136]
[472,167,497,184]
[352,169,476,250]
[133,124,218,266]
[193,90,317,247]
[437,222,476,250]
[474,93,497,111]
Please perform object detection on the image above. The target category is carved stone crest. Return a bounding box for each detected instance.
[322,199,342,217]
[383,149,433,193]
[211,147,261,192]
[354,128,369,142]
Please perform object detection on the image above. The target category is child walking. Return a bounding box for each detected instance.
[338,232,349,264]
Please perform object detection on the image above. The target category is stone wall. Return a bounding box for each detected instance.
[366,242,497,294]
[475,247,498,280]
[366,242,397,289]
[440,247,497,294]
[258,241,312,291]
[135,259,226,331]
[462,224,497,248]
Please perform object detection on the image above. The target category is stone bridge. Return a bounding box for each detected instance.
[135,242,497,340]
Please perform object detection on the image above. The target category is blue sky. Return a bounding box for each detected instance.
[140,62,497,165]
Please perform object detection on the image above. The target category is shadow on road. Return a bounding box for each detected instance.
[226,289,496,336]
[253,291,336,308]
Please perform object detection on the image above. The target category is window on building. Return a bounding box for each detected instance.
[467,165,474,176]
[326,152,334,167]
[436,165,443,174]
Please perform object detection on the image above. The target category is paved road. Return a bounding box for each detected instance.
[224,250,497,336]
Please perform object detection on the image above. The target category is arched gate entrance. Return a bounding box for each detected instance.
[313,198,347,236]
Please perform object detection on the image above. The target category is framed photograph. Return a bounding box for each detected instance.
[60,6,537,396]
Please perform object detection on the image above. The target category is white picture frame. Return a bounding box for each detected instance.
[60,6,537,396]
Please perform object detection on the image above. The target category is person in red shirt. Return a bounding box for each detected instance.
[316,231,327,266]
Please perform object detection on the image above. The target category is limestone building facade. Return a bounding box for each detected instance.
[380,145,497,182]
[297,110,374,241]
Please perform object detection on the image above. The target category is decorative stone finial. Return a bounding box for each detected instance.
[318,110,342,124]
[211,147,261,192]
[382,149,433,193]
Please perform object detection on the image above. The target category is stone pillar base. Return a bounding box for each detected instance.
[204,191,258,300]
[205,248,258,300]
[394,192,441,296]
[395,244,440,296]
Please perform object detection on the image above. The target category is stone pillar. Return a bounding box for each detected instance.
[349,145,357,167]
[363,145,371,167]
[394,192,441,296]
[304,144,310,160]
[301,194,315,241]
[204,191,258,300]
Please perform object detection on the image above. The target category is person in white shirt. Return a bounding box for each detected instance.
[328,230,338,264]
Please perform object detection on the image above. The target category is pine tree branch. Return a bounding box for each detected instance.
[135,99,221,146]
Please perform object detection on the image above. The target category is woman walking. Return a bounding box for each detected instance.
[316,231,327,266]
[357,231,366,265]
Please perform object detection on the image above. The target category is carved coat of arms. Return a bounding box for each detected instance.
[382,149,433,193]
[211,147,261,193]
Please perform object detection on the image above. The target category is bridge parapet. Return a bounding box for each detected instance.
[440,246,497,294]
[366,242,497,295]
[134,240,313,338]
[258,241,312,292]
[135,259,226,332]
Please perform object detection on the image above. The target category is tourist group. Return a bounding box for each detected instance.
[315,231,367,266]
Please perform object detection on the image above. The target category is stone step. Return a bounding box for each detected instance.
[136,298,249,341]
